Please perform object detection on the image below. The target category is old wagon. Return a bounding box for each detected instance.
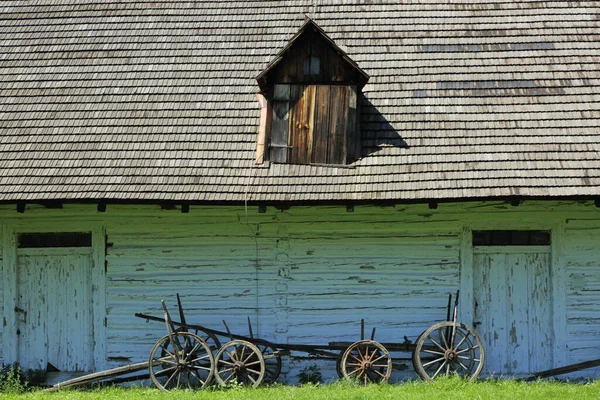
[133,291,485,390]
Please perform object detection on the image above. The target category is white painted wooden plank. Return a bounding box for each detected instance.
[529,252,553,372]
[2,225,17,365]
[508,253,529,373]
[16,255,47,371]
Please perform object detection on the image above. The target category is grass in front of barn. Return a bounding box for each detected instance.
[1,378,599,400]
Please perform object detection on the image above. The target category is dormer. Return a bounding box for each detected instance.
[256,19,369,165]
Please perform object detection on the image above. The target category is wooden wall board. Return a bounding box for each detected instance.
[1,202,600,380]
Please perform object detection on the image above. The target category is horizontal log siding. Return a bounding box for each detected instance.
[102,211,460,381]
[563,220,600,376]
[1,202,600,380]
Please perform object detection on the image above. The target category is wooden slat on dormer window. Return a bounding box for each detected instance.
[270,84,357,165]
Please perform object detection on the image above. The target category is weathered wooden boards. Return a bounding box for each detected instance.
[44,361,150,392]
[1,202,600,380]
[270,84,357,165]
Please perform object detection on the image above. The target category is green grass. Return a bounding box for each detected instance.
[1,378,599,400]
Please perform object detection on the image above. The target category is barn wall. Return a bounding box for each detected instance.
[1,201,600,380]
[563,218,600,377]
[101,205,462,381]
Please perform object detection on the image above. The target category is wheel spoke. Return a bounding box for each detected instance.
[184,342,202,360]
[422,356,446,368]
[191,365,213,371]
[189,354,212,363]
[189,369,205,385]
[247,374,257,384]
[222,371,235,383]
[372,369,386,378]
[453,332,470,351]
[372,363,390,368]
[219,367,234,373]
[350,353,361,363]
[370,354,387,364]
[432,360,448,378]
[456,346,479,355]
[246,367,262,375]
[163,348,176,359]
[245,360,263,367]
[456,360,469,370]
[439,328,450,349]
[158,358,178,366]
[423,349,445,356]
[226,349,236,361]
[219,359,235,366]
[428,336,447,352]
[164,369,179,388]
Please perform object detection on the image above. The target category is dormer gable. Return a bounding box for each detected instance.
[256,19,369,165]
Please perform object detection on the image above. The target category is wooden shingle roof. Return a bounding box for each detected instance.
[1,1,599,203]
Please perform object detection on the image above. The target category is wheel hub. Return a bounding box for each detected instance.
[233,361,246,373]
[444,349,457,362]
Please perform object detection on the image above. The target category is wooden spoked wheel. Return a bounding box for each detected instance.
[215,340,266,387]
[412,321,485,381]
[149,332,215,391]
[341,340,393,384]
[335,350,345,378]
[256,344,282,383]
[192,328,221,355]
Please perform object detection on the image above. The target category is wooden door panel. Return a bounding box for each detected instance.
[473,250,552,375]
[17,253,93,372]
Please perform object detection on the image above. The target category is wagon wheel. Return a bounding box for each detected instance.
[215,340,266,387]
[149,332,215,391]
[192,328,222,354]
[256,344,282,383]
[412,321,485,381]
[335,350,345,379]
[341,340,392,384]
[174,326,221,354]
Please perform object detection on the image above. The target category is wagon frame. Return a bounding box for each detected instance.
[133,291,486,390]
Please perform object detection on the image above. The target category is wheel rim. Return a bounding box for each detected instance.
[193,328,222,354]
[341,340,392,384]
[149,332,214,391]
[412,321,485,381]
[215,340,266,387]
[256,344,282,384]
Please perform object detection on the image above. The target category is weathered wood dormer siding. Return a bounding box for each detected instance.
[2,201,600,379]
[264,27,363,86]
[264,23,363,165]
[270,84,358,164]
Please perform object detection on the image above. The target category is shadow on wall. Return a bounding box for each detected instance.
[359,96,409,159]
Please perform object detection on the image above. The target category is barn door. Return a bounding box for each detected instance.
[473,247,553,375]
[16,246,94,372]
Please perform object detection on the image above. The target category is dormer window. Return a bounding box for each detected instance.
[256,18,369,166]
[303,56,320,75]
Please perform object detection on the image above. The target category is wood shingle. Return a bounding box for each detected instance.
[1,1,599,203]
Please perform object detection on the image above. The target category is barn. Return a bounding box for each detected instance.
[1,1,600,383]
